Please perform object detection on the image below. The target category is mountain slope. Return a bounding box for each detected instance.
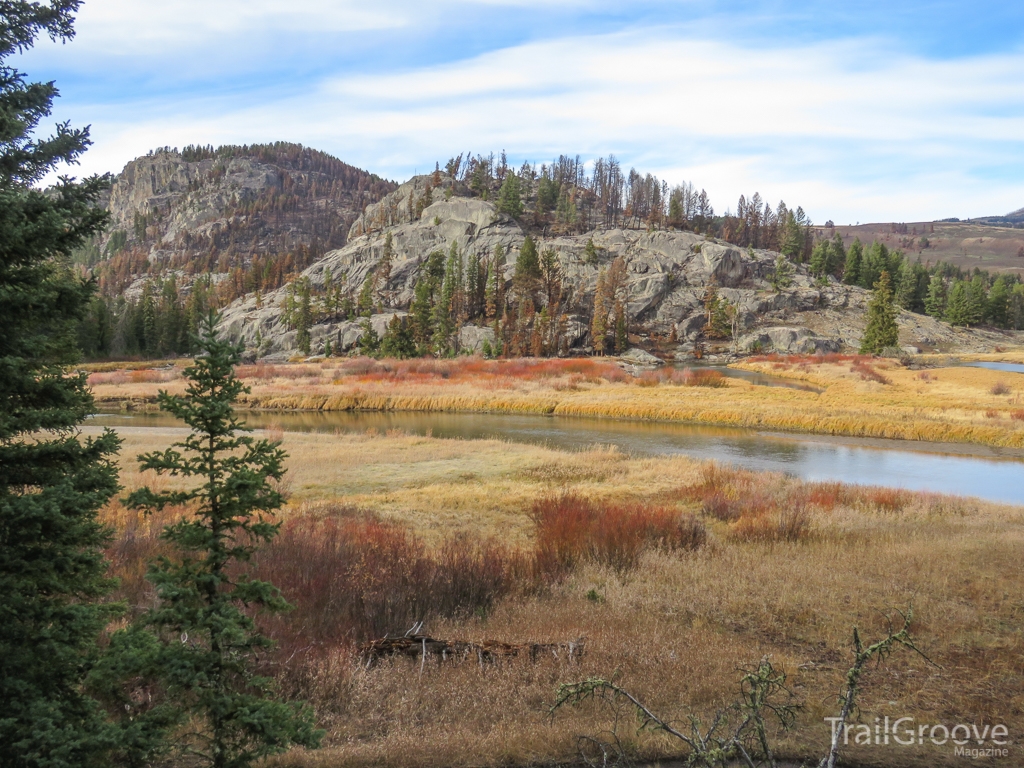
[76,143,396,302]
[220,174,1014,360]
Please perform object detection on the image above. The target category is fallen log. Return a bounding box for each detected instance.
[359,633,586,668]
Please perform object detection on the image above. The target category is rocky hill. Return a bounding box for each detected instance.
[76,143,396,301]
[219,174,1016,360]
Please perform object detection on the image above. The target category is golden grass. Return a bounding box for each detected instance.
[86,353,1024,449]
[93,424,1024,768]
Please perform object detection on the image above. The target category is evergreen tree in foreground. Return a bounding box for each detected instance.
[125,317,322,768]
[860,271,899,354]
[0,3,124,765]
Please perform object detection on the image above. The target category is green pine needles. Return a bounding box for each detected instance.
[860,271,899,355]
[0,3,124,765]
[124,316,321,768]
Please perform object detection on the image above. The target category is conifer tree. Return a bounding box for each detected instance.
[377,232,394,308]
[591,268,609,354]
[924,274,948,319]
[768,254,794,291]
[945,280,970,326]
[410,278,434,351]
[0,4,124,765]
[496,171,523,218]
[614,301,628,353]
[860,271,899,354]
[843,238,863,285]
[515,235,541,282]
[485,244,505,320]
[965,275,987,326]
[125,317,322,768]
[895,265,918,310]
[987,276,1009,327]
[379,315,417,359]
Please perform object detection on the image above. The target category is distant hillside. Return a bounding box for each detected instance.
[75,143,396,302]
[827,220,1024,276]
[973,207,1024,228]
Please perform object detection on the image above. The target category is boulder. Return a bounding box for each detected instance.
[459,325,496,354]
[619,348,664,366]
[740,326,841,355]
[699,242,747,287]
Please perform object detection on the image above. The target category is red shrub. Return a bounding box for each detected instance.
[859,487,912,512]
[252,507,528,648]
[531,493,706,574]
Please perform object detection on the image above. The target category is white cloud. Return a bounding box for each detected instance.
[52,26,1024,222]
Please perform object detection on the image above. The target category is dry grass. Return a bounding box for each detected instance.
[88,352,1024,449]
[92,425,1024,768]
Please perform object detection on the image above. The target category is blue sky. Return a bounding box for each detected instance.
[20,0,1024,224]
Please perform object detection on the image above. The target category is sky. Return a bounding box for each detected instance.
[17,0,1024,224]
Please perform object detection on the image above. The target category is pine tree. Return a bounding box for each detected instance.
[945,280,970,326]
[860,271,899,354]
[356,270,375,317]
[379,315,417,359]
[295,279,312,355]
[515,235,541,282]
[924,274,948,319]
[614,301,628,353]
[124,318,322,767]
[895,265,918,310]
[0,5,124,765]
[591,268,609,354]
[843,238,863,285]
[485,244,505,320]
[377,233,394,308]
[965,276,987,326]
[358,317,380,356]
[496,171,523,218]
[987,276,1010,327]
[410,278,434,351]
[141,282,158,356]
[432,243,460,354]
[768,254,794,291]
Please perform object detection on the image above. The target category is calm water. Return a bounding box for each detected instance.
[965,362,1024,374]
[89,409,1024,505]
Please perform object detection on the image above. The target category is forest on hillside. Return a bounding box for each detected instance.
[74,150,1024,361]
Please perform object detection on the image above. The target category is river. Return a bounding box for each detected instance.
[89,409,1024,505]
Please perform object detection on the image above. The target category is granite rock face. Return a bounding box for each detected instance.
[217,173,1021,358]
[90,145,395,300]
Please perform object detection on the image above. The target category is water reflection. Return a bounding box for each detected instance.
[88,409,1024,505]
[965,362,1024,374]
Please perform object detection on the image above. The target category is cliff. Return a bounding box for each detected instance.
[219,174,1010,360]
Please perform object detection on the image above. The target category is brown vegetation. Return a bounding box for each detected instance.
[92,426,1024,768]
[88,352,1024,449]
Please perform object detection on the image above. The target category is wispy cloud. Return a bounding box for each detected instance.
[30,2,1024,223]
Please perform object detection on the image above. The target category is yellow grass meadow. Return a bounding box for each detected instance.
[86,353,1024,449]
[90,424,1024,768]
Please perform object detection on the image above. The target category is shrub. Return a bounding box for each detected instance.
[991,381,1011,395]
[530,493,706,574]
[730,505,811,543]
[252,505,529,650]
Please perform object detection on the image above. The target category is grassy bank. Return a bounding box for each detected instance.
[92,426,1024,768]
[87,353,1024,449]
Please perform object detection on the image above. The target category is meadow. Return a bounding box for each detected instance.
[91,425,1024,768]
[88,352,1024,449]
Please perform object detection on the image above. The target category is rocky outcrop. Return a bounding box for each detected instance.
[90,145,396,299]
[216,172,1023,359]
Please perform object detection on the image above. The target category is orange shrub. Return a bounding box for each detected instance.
[729,505,811,543]
[530,493,706,574]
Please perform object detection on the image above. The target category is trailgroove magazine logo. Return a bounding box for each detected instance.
[825,716,1010,758]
